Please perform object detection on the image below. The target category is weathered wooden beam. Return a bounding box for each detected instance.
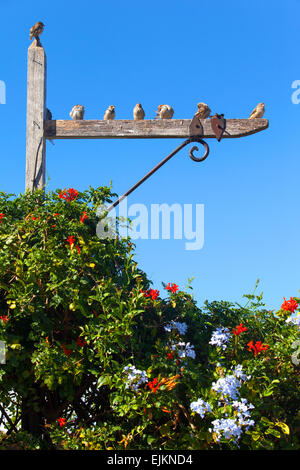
[25,44,47,191]
[44,118,268,140]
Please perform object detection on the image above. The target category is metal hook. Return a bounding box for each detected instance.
[188,138,210,162]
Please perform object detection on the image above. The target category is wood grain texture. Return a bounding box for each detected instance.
[44,118,268,140]
[25,46,47,191]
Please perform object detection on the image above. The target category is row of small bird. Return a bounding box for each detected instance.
[29,25,266,122]
[69,102,265,121]
[69,104,174,121]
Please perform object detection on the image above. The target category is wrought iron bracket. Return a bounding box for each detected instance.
[210,113,227,141]
[106,114,225,213]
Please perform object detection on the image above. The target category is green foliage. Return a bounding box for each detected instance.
[0,187,299,450]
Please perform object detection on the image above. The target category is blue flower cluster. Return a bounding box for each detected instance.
[231,364,251,381]
[171,341,196,360]
[212,365,250,401]
[190,399,212,418]
[164,320,195,360]
[212,375,241,401]
[208,366,255,443]
[164,321,188,335]
[210,418,243,442]
[232,398,255,428]
[210,398,255,443]
[123,365,148,391]
[209,327,231,350]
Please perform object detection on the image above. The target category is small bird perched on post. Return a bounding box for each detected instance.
[104,105,116,120]
[133,103,145,120]
[194,102,211,119]
[45,109,55,145]
[29,21,45,45]
[249,103,265,119]
[46,108,52,120]
[155,104,174,119]
[69,105,85,120]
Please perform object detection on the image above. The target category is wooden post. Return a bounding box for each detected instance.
[25,44,47,191]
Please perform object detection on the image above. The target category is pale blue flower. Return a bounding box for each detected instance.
[231,364,251,381]
[209,327,231,350]
[164,321,188,335]
[123,365,148,391]
[212,366,250,401]
[190,398,212,418]
[212,375,241,401]
[211,418,243,442]
[172,341,196,359]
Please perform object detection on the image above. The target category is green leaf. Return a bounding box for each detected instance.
[275,422,290,435]
[265,428,281,438]
[97,375,110,388]
[261,417,272,425]
[147,436,156,445]
[251,432,261,441]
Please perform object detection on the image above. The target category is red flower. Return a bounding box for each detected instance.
[281,297,299,314]
[141,288,160,300]
[57,417,66,428]
[80,211,88,223]
[31,215,39,220]
[167,351,174,360]
[53,213,60,217]
[248,340,269,356]
[75,244,81,255]
[67,235,75,248]
[233,322,248,336]
[76,337,87,347]
[0,213,4,224]
[165,283,179,294]
[0,315,9,324]
[147,378,160,394]
[61,344,72,357]
[59,188,78,202]
[149,289,159,300]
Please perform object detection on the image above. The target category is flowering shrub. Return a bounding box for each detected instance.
[0,188,299,450]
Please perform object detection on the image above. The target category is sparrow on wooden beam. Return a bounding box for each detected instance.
[104,105,116,120]
[69,105,85,120]
[194,102,211,119]
[45,109,54,145]
[249,102,265,119]
[155,104,174,119]
[133,103,145,120]
[46,108,52,120]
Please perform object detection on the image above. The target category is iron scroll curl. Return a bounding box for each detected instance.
[188,137,210,162]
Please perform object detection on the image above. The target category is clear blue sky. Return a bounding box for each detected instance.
[0,0,299,310]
